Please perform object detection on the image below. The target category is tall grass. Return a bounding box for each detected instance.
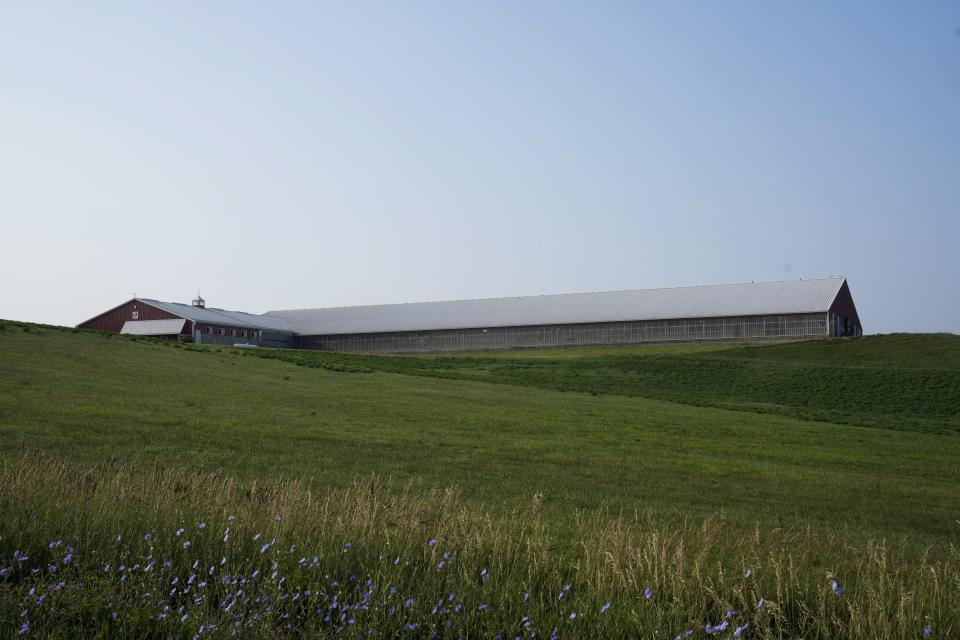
[1,454,954,638]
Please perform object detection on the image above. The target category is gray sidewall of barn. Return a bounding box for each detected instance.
[297,313,830,353]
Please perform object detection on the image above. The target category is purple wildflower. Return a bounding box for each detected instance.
[831,580,845,597]
[569,611,577,620]
[175,528,184,537]
[734,623,749,637]
[923,627,933,638]
[644,586,652,600]
[183,541,191,550]
[404,598,414,608]
[600,603,611,614]
[706,620,729,634]
[18,620,29,636]
[198,522,206,529]
[428,538,437,546]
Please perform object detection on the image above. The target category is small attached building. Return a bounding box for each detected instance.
[77,294,296,348]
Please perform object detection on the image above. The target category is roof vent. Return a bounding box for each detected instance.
[192,291,206,309]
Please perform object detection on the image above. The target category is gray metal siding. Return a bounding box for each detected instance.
[298,313,830,353]
[260,331,295,349]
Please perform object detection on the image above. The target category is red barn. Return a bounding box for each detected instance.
[77,294,296,348]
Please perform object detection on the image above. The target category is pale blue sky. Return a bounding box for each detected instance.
[1,2,957,333]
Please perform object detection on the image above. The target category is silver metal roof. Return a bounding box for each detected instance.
[139,299,295,333]
[120,318,187,336]
[265,277,848,336]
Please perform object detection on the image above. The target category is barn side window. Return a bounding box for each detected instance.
[241,330,246,338]
[229,328,236,337]
[218,328,223,336]
[132,311,139,320]
[205,327,212,335]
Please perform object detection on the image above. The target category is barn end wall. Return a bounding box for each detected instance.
[296,313,830,354]
[77,300,187,334]
[828,280,862,336]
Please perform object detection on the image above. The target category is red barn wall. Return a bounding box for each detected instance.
[78,300,184,334]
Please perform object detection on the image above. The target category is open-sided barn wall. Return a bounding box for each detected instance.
[194,325,295,348]
[78,300,187,334]
[297,313,830,354]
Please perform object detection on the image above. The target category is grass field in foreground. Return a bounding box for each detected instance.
[0,321,958,638]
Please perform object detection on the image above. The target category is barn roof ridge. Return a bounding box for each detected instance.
[265,276,846,314]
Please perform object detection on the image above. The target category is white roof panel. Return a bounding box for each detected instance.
[266,278,847,336]
[120,319,187,335]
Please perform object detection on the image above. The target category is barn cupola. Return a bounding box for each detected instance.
[192,291,206,309]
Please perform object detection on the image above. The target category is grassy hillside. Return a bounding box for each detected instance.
[251,333,960,434]
[1,322,957,539]
[1,321,958,638]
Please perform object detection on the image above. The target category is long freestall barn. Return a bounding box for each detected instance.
[77,277,862,353]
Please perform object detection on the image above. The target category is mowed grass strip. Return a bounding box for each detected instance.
[0,322,958,544]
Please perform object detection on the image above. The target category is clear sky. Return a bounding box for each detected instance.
[1,2,957,333]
